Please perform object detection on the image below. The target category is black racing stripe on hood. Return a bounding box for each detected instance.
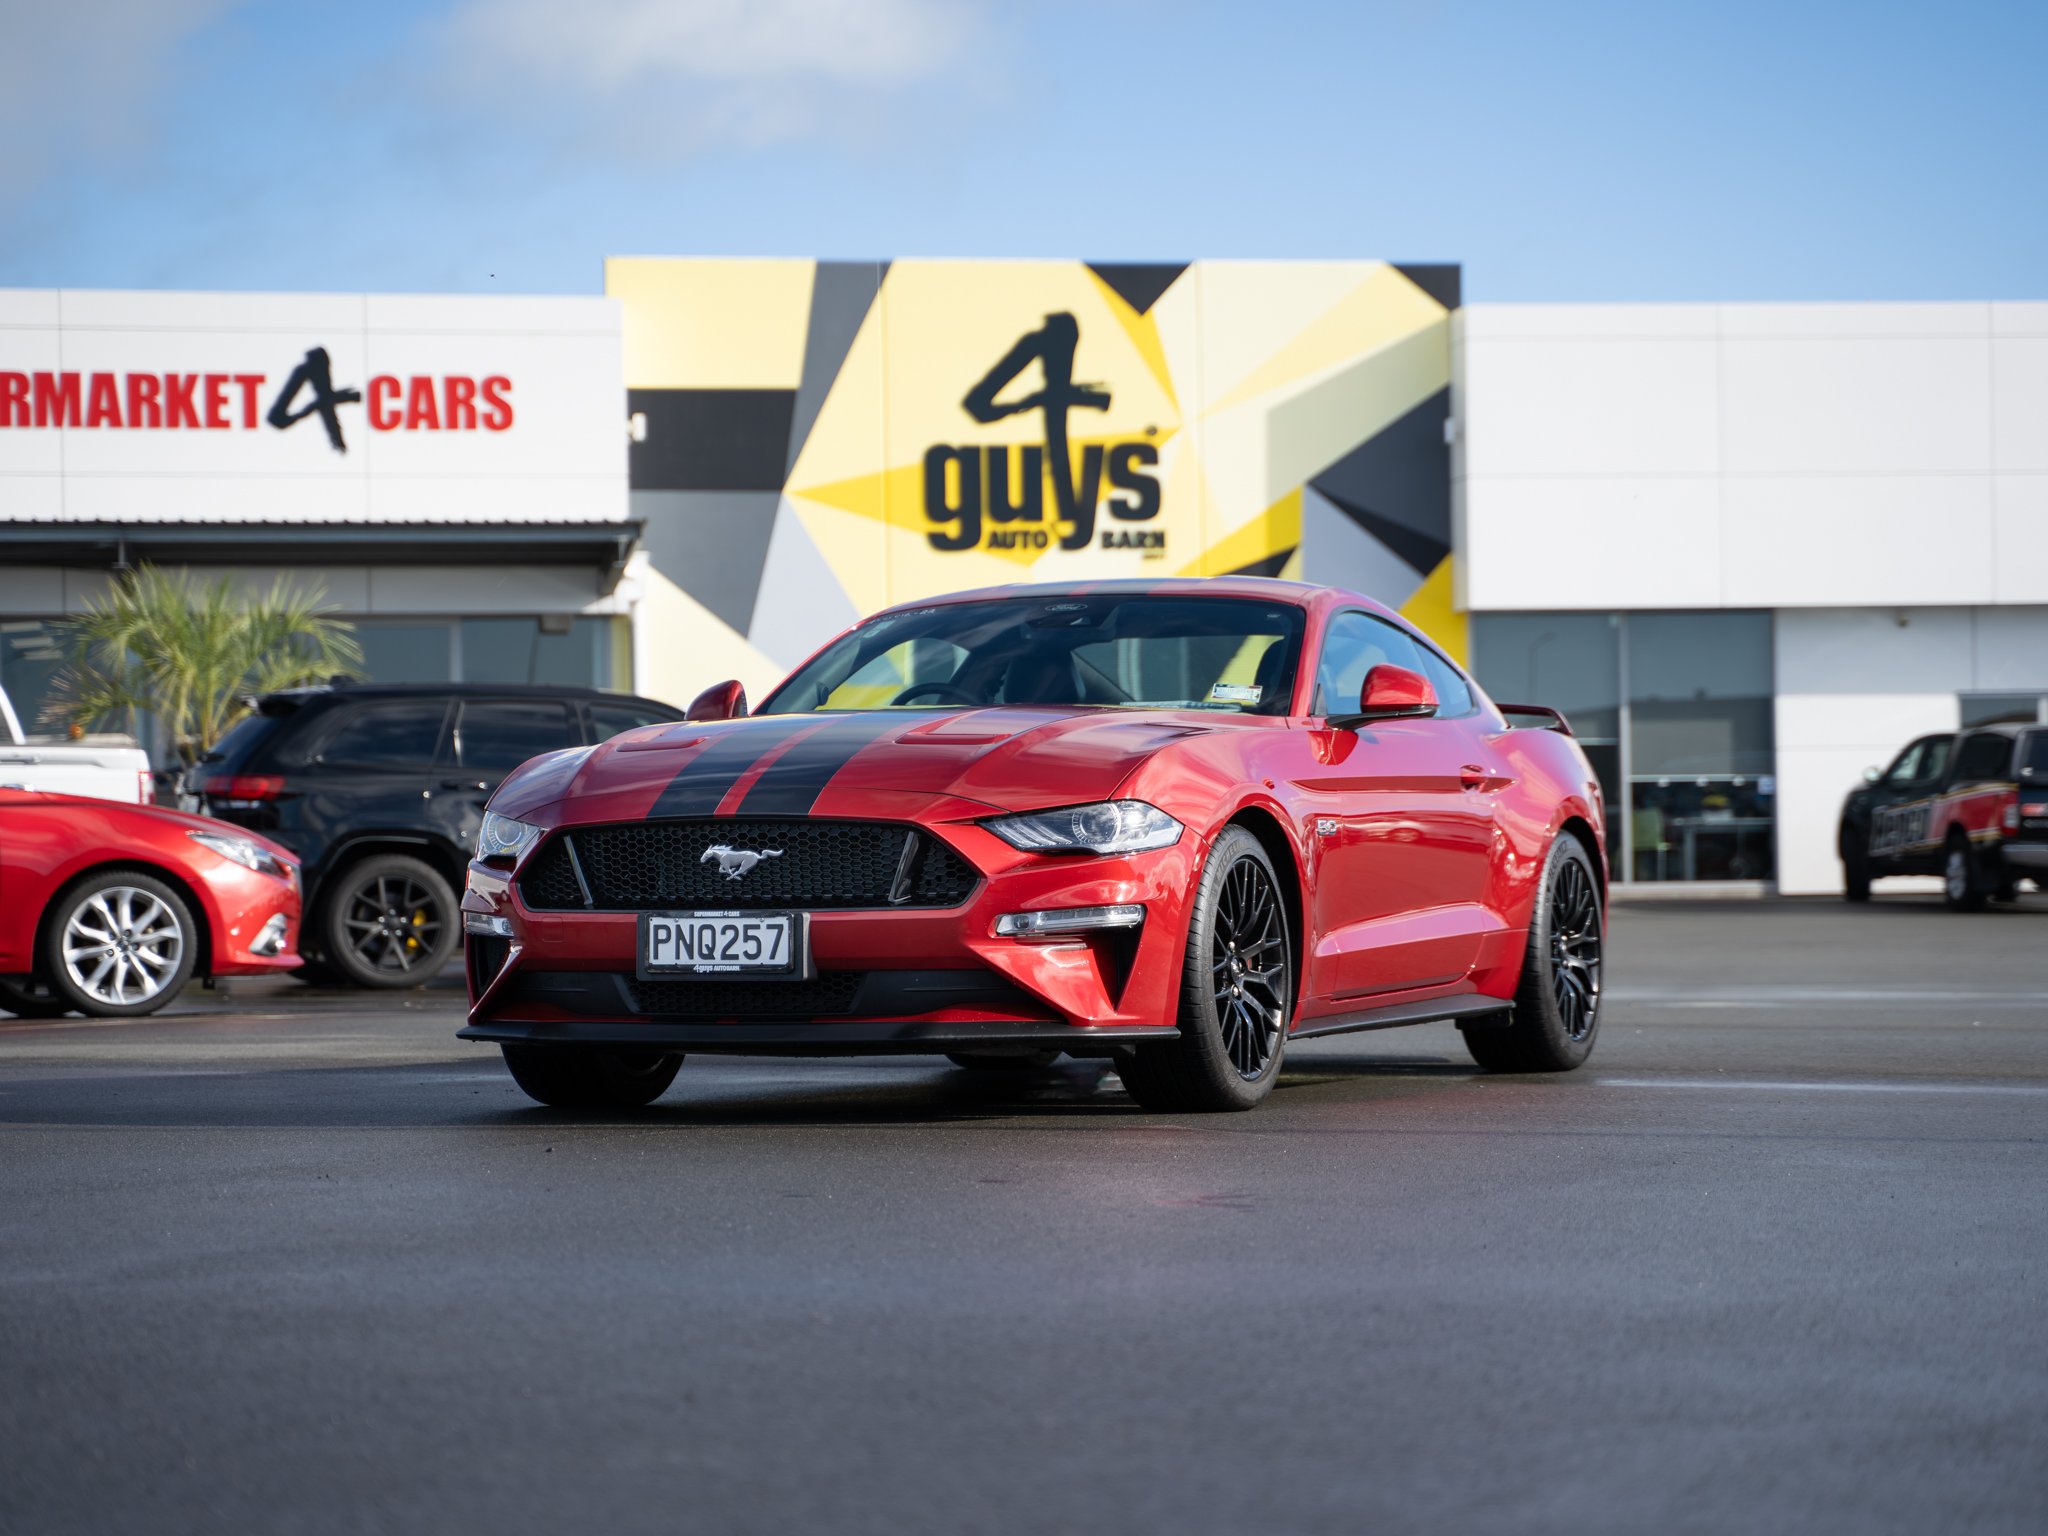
[734,712,906,816]
[649,717,816,817]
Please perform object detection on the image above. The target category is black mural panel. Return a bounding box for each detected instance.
[630,389,797,492]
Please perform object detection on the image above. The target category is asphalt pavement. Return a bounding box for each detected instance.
[2,894,2044,1535]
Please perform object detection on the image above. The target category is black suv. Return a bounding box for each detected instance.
[196,684,683,987]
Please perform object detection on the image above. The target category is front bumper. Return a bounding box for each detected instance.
[460,816,1200,1055]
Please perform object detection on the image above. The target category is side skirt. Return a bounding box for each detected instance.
[1290,994,1513,1040]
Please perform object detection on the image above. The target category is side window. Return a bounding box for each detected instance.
[1882,738,1934,784]
[1313,612,1424,717]
[1951,732,2013,785]
[589,701,676,740]
[293,700,448,771]
[457,701,578,774]
[1918,736,1953,783]
[1413,644,1476,719]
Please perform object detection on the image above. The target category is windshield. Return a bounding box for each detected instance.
[760,595,1306,717]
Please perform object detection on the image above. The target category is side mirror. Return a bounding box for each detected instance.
[1329,664,1437,730]
[686,680,748,722]
[1862,765,1882,783]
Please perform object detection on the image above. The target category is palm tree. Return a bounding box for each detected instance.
[40,565,361,764]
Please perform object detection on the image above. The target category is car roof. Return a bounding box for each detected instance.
[867,576,1389,619]
[260,682,672,705]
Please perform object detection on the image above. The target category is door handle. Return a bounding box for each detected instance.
[440,779,489,792]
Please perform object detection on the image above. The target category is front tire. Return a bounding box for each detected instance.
[1841,837,1872,902]
[1464,836,1603,1073]
[1119,825,1291,1113]
[321,855,459,988]
[501,1044,683,1108]
[41,871,198,1018]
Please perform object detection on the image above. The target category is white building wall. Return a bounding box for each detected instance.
[1456,302,2048,894]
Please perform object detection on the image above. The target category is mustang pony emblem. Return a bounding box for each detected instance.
[701,845,783,880]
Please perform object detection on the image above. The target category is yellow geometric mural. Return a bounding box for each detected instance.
[605,257,1461,705]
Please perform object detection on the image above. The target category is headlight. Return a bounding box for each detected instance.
[983,800,1183,855]
[477,811,544,864]
[188,829,293,880]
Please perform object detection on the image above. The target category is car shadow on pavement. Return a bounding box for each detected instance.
[0,1049,1488,1131]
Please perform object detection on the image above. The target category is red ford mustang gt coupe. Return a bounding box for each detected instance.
[0,789,302,1018]
[460,579,1607,1112]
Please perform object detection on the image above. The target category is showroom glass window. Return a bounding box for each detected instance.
[1471,611,1775,884]
[1626,612,1774,883]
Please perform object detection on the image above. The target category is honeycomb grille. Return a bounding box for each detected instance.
[626,973,864,1017]
[520,820,978,912]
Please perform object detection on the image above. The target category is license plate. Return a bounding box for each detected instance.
[638,911,803,977]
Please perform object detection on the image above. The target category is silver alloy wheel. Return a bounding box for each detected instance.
[62,885,186,1007]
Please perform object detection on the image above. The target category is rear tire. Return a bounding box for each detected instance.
[1943,832,1987,913]
[0,977,73,1018]
[1464,836,1603,1073]
[321,855,459,988]
[501,1044,683,1109]
[1118,825,1291,1113]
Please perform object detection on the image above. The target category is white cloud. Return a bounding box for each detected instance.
[441,0,983,151]
[0,0,241,199]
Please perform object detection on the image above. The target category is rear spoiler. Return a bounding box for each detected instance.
[1498,703,1574,736]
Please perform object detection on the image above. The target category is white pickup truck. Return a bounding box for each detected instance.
[0,683,154,804]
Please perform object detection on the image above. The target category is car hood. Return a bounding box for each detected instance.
[495,707,1230,825]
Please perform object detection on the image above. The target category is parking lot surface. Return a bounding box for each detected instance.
[3,896,2045,1535]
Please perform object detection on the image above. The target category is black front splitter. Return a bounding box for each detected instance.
[458,1017,1179,1058]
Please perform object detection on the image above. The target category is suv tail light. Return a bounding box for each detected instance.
[137,769,154,805]
[205,774,286,802]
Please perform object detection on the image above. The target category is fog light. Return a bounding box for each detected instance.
[995,904,1144,938]
[464,913,515,938]
[251,912,290,957]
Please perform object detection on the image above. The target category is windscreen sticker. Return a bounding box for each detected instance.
[1208,683,1263,705]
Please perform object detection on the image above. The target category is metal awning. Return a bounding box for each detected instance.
[0,520,643,579]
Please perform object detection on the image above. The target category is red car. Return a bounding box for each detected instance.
[460,579,1608,1112]
[0,789,303,1018]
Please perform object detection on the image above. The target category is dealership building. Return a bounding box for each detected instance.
[4,266,2043,896]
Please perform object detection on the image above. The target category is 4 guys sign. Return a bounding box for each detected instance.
[0,289,624,524]
[606,256,1463,699]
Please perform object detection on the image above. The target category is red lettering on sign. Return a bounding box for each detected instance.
[163,375,200,429]
[85,372,123,428]
[442,375,478,430]
[127,373,163,429]
[367,376,401,431]
[481,375,512,431]
[233,373,265,429]
[404,375,440,430]
[0,372,28,426]
[33,372,81,428]
[203,374,230,429]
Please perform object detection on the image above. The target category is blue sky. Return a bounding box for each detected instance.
[2,0,2042,301]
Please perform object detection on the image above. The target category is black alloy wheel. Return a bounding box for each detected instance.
[1463,835,1604,1073]
[1119,825,1292,1112]
[501,1044,684,1109]
[321,854,459,989]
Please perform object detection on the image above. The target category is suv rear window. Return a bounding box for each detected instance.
[456,700,579,772]
[200,711,284,771]
[2020,731,2048,782]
